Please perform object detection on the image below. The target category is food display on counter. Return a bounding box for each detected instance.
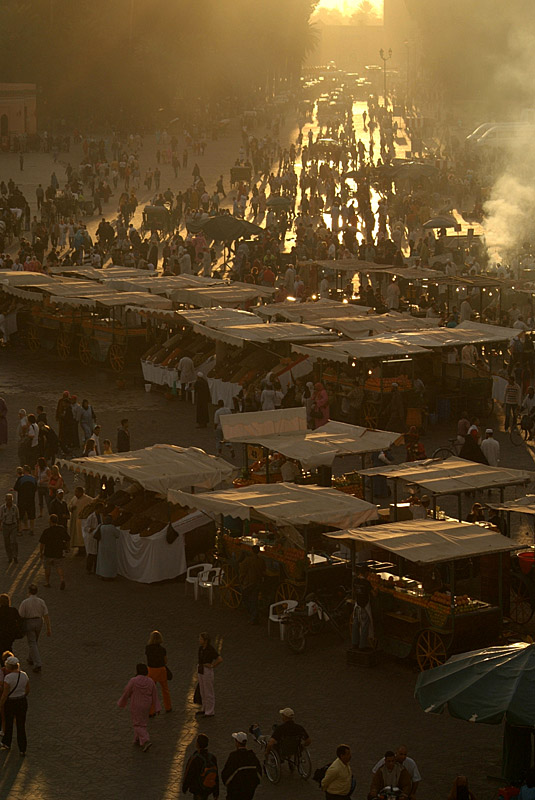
[364,374,412,394]
[332,472,364,498]
[368,571,490,615]
[142,330,214,370]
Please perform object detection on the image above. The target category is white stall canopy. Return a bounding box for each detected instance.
[325,519,518,563]
[59,444,235,494]
[221,408,401,467]
[169,482,378,528]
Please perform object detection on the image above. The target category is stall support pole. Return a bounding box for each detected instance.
[457,493,462,522]
[450,560,456,629]
[500,487,505,504]
[432,495,437,520]
[264,448,270,484]
[351,542,356,602]
[393,480,398,521]
[498,552,503,619]
[244,444,248,474]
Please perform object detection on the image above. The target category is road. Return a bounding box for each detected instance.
[1,342,532,800]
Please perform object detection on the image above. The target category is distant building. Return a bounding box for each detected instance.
[0,83,37,138]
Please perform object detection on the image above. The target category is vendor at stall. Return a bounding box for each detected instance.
[280,458,300,483]
[351,566,375,652]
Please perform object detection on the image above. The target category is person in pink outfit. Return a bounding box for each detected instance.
[117,663,161,751]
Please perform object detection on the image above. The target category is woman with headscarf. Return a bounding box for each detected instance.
[117,663,160,751]
[194,373,211,428]
[311,382,329,429]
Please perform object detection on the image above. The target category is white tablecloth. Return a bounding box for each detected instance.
[141,360,178,387]
[117,511,208,583]
[492,375,508,404]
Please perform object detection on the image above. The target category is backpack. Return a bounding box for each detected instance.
[313,762,332,786]
[198,753,218,792]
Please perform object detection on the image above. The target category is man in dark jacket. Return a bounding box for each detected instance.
[182,733,219,799]
[116,418,130,453]
[221,732,261,800]
[49,488,69,529]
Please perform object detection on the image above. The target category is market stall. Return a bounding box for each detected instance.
[221,407,401,488]
[358,456,533,521]
[486,496,535,624]
[140,310,329,401]
[325,519,517,668]
[168,482,378,606]
[292,338,429,428]
[59,444,235,583]
[0,272,172,371]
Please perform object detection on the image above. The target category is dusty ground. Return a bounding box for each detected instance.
[0,109,532,800]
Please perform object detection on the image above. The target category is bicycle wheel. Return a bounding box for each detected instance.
[286,620,307,653]
[264,751,281,784]
[432,447,454,460]
[510,574,534,624]
[297,747,312,779]
[510,426,524,447]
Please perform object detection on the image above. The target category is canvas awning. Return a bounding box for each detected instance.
[292,339,430,363]
[177,308,262,327]
[385,322,521,349]
[169,285,270,307]
[359,456,532,495]
[168,482,378,528]
[325,313,440,338]
[325,519,518,563]
[192,321,336,347]
[221,408,401,467]
[58,444,235,494]
[254,301,372,322]
[487,496,535,516]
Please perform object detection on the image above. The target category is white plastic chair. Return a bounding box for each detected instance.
[197,567,222,606]
[268,600,298,640]
[185,563,212,599]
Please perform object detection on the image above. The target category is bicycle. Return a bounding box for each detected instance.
[282,589,352,654]
[249,724,312,784]
[431,437,462,460]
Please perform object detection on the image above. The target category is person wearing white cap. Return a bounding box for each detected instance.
[265,707,311,757]
[221,732,262,800]
[0,655,30,756]
[480,429,500,467]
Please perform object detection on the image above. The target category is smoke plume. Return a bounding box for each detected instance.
[483,26,535,258]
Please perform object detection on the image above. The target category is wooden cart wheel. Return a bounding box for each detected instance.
[25,325,40,351]
[275,581,302,603]
[78,336,94,365]
[108,343,126,372]
[510,575,534,625]
[219,565,242,608]
[363,402,379,429]
[415,629,447,671]
[56,331,71,360]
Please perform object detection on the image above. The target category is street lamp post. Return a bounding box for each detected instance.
[379,47,392,108]
[404,40,410,110]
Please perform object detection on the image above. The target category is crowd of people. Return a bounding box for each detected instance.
[1,72,534,798]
